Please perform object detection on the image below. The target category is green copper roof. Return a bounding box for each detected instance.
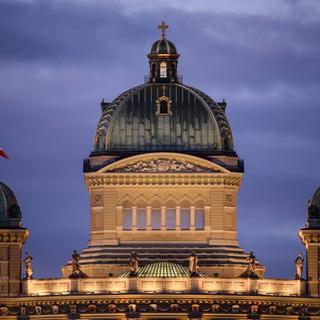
[93,83,234,154]
[120,261,207,278]
[0,181,22,227]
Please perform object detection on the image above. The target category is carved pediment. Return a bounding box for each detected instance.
[100,152,233,174]
[108,158,217,173]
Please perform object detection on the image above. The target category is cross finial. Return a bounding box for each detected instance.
[158,21,169,39]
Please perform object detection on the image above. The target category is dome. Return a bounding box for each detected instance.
[93,83,234,154]
[0,181,22,227]
[91,24,236,162]
[150,39,178,55]
[310,187,320,208]
[307,187,320,226]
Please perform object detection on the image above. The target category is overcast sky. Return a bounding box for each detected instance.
[0,0,319,278]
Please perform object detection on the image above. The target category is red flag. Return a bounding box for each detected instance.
[0,147,9,160]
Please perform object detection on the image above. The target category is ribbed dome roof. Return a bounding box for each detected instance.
[307,187,320,227]
[93,83,234,154]
[150,39,178,55]
[0,181,22,227]
[310,187,320,208]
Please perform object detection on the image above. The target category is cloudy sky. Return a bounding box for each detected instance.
[0,0,319,278]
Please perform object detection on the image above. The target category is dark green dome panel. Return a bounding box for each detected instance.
[109,84,218,151]
[150,39,177,55]
[0,181,22,228]
[94,83,233,153]
[307,187,320,227]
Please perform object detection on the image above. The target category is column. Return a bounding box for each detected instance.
[175,206,181,231]
[190,206,195,231]
[146,206,152,231]
[132,206,137,231]
[161,206,166,230]
[204,206,211,230]
[299,229,320,297]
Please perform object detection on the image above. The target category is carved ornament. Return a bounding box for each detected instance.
[85,174,241,187]
[108,158,214,173]
[0,299,318,317]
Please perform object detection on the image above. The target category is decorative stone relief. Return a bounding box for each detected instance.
[92,193,103,206]
[1,301,320,317]
[0,307,8,316]
[109,158,217,173]
[225,194,233,205]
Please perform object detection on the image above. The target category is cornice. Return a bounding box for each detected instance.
[299,229,320,244]
[84,173,242,187]
[0,293,319,317]
[0,228,29,243]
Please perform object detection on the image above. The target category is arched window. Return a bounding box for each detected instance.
[137,208,147,230]
[160,62,167,78]
[156,96,172,115]
[152,208,161,230]
[195,208,205,230]
[180,208,190,230]
[123,207,132,230]
[166,207,176,230]
[151,200,161,230]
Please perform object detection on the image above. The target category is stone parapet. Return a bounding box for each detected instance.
[22,276,305,297]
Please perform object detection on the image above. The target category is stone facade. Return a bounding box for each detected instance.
[0,23,319,320]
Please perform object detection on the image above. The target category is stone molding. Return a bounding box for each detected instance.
[98,152,231,174]
[85,153,242,187]
[85,174,241,187]
[299,229,320,245]
[0,293,319,318]
[0,228,29,243]
[22,276,304,296]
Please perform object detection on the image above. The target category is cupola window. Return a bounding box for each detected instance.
[160,100,168,114]
[156,96,172,115]
[160,62,167,78]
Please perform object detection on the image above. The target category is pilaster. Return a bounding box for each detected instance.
[299,228,320,297]
[0,228,29,296]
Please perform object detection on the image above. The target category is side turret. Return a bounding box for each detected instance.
[0,181,29,296]
[299,187,320,297]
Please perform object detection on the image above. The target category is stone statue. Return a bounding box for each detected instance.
[188,251,199,276]
[247,251,256,274]
[69,250,87,279]
[129,250,139,276]
[24,252,33,280]
[71,250,81,274]
[295,252,304,280]
[239,251,259,279]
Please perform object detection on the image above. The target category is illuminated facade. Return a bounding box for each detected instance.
[0,23,319,319]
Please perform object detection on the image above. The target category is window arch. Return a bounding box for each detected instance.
[122,200,133,230]
[156,96,172,115]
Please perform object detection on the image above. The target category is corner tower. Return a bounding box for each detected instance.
[64,23,264,278]
[0,181,29,296]
[299,187,320,297]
